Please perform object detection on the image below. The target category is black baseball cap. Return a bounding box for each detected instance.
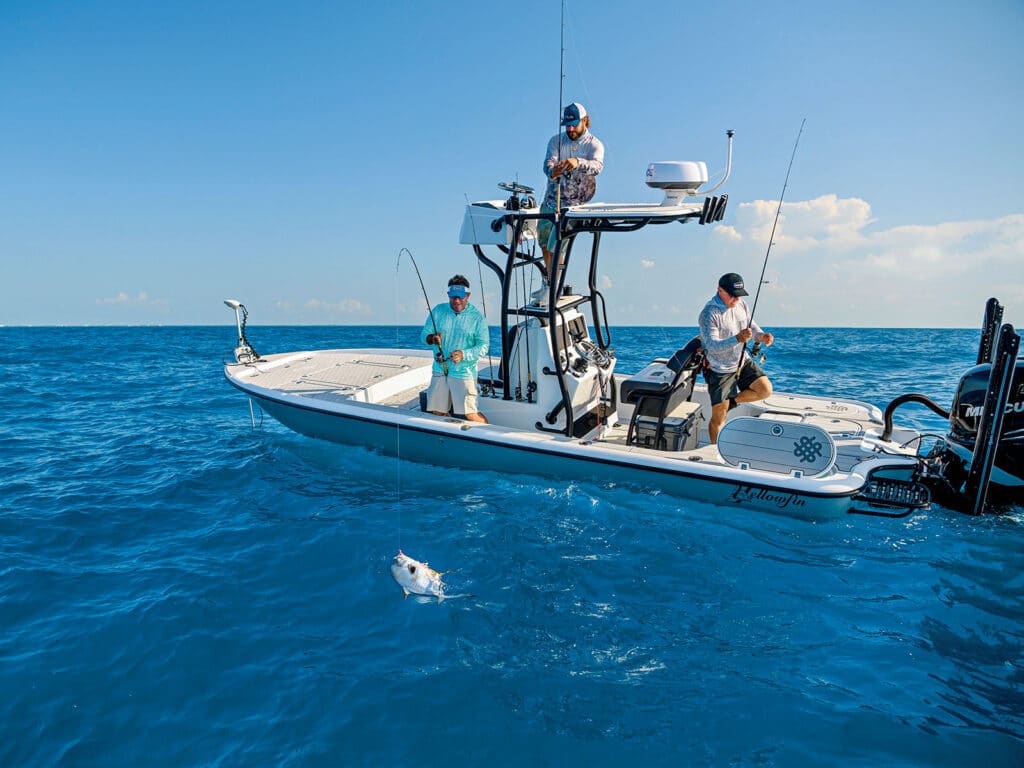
[718,273,749,297]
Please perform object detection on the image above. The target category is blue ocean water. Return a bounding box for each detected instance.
[1,325,1022,767]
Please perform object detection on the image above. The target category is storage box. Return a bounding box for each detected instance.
[634,400,702,451]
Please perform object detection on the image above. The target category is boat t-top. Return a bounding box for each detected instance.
[223,132,1023,518]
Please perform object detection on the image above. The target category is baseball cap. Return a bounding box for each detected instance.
[447,284,468,299]
[718,273,749,297]
[561,102,588,127]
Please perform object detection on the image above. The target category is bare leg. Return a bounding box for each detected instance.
[708,401,729,444]
[465,412,488,424]
[735,375,772,403]
[709,376,773,444]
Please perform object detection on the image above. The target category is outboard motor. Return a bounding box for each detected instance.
[880,296,1024,514]
[885,298,1023,513]
[938,351,1024,507]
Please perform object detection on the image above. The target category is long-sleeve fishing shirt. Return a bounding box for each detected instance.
[698,294,764,374]
[420,302,489,379]
[541,130,605,208]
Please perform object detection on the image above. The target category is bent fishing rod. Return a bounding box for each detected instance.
[397,247,448,376]
[742,118,806,365]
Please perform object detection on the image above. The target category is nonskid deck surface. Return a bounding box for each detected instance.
[227,349,909,473]
[230,350,434,405]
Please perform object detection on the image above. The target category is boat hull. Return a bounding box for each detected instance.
[248,389,874,520]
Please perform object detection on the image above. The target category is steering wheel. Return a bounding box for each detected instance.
[576,339,612,369]
[498,181,535,195]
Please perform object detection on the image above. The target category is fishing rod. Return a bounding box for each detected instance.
[474,252,498,397]
[554,0,566,232]
[397,247,447,376]
[744,118,806,363]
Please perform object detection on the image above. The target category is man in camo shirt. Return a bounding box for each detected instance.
[533,102,604,305]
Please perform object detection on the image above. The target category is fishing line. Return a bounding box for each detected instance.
[563,1,594,110]
[392,258,404,552]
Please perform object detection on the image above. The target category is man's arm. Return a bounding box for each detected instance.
[543,135,561,178]
[699,305,742,355]
[421,306,445,346]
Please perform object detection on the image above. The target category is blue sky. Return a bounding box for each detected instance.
[2,0,1022,327]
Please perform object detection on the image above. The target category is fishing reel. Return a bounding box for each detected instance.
[750,341,766,364]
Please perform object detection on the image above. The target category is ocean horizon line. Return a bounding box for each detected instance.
[0,322,983,331]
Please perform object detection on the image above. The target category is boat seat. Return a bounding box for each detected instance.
[622,335,704,449]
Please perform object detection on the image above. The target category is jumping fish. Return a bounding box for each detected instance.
[390,551,469,603]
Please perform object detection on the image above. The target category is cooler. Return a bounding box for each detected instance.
[634,400,703,451]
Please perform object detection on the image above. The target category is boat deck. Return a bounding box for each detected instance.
[232,350,435,406]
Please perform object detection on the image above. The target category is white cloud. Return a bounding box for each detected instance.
[601,275,613,289]
[711,195,1024,326]
[719,194,876,253]
[96,291,162,307]
[641,259,655,268]
[304,298,371,314]
[271,297,374,322]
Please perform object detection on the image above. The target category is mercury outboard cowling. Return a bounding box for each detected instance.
[883,298,1023,514]
[942,356,1024,502]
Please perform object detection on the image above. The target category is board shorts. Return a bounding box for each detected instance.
[425,373,480,417]
[536,202,557,252]
[704,359,766,406]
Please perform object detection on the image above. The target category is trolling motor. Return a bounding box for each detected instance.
[224,299,261,364]
[882,298,1024,514]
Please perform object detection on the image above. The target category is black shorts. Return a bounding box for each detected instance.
[704,359,766,406]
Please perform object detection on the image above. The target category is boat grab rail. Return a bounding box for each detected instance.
[880,393,950,442]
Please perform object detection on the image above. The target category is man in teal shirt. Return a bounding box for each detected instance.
[421,275,489,423]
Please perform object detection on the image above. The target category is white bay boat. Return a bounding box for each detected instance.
[224,135,1023,517]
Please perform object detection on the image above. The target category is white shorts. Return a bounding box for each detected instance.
[425,373,480,416]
